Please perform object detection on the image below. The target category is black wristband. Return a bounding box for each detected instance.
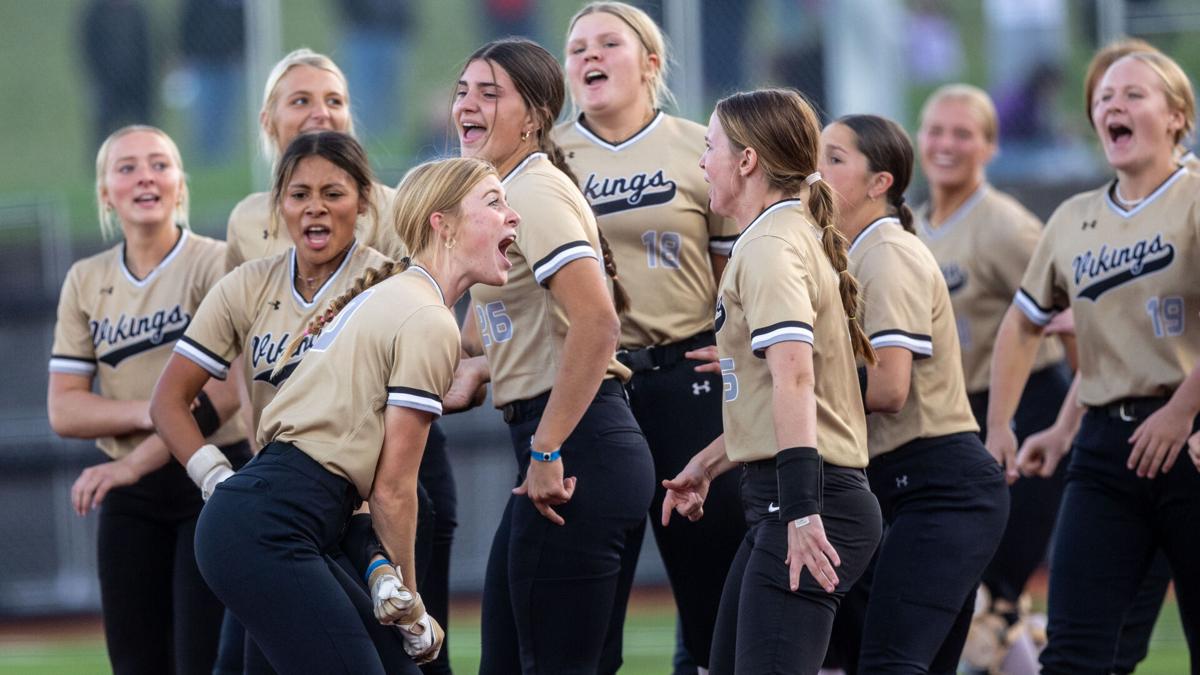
[857,366,868,408]
[191,391,221,437]
[776,446,823,521]
[342,513,388,574]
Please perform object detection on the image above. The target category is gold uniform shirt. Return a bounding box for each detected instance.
[175,241,391,438]
[1017,168,1200,407]
[259,266,459,499]
[849,218,978,457]
[470,153,630,407]
[716,200,868,468]
[554,112,742,349]
[224,182,404,271]
[49,228,244,458]
[917,185,1064,393]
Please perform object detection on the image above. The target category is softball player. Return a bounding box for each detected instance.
[820,114,1009,673]
[449,38,655,675]
[663,88,882,675]
[988,51,1200,674]
[914,84,1071,633]
[554,3,744,671]
[188,157,517,674]
[47,126,248,675]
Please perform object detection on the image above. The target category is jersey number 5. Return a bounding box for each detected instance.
[720,357,738,402]
[476,301,514,347]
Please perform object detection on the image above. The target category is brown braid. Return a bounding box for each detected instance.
[270,258,411,377]
[808,182,877,365]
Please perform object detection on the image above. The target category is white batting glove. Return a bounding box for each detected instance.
[368,562,420,625]
[185,444,234,501]
[398,613,445,665]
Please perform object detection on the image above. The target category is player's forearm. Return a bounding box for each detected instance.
[1165,365,1200,420]
[120,433,172,479]
[1052,373,1085,437]
[368,487,419,594]
[532,312,619,453]
[692,434,736,479]
[986,306,1046,434]
[48,390,151,439]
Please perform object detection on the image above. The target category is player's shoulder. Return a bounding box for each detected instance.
[184,229,227,255]
[1045,183,1109,230]
[223,248,286,289]
[979,187,1041,226]
[66,241,123,282]
[657,113,706,142]
[229,191,269,220]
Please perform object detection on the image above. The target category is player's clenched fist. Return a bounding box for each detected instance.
[368,561,420,625]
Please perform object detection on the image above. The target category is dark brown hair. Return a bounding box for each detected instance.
[836,114,916,234]
[269,130,376,239]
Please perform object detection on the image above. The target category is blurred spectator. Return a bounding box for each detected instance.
[983,0,1066,91]
[996,61,1064,144]
[180,0,245,165]
[80,0,153,151]
[337,0,413,143]
[906,0,964,84]
[482,0,539,41]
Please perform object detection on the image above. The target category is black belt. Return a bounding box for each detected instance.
[616,331,716,373]
[501,378,626,425]
[1094,396,1170,423]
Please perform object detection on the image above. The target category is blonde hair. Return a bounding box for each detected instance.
[1108,51,1196,145]
[94,125,190,240]
[567,1,675,110]
[259,48,354,163]
[272,157,496,374]
[919,83,999,145]
[1083,38,1159,125]
[716,88,875,364]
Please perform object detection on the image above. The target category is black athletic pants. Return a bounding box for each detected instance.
[968,362,1071,606]
[1040,410,1200,675]
[859,433,1009,674]
[195,442,421,675]
[623,333,745,670]
[478,379,655,675]
[96,440,249,675]
[709,461,882,675]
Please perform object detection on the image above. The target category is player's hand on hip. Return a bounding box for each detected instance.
[985,423,1020,484]
[443,358,489,413]
[70,459,139,515]
[513,458,576,526]
[1017,423,1073,478]
[1128,401,1194,478]
[785,514,840,593]
[397,612,445,664]
[660,459,711,526]
[1187,431,1200,471]
[369,562,421,625]
[1043,308,1075,336]
[685,345,721,374]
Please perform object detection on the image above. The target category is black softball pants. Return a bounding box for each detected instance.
[478,379,655,675]
[1039,410,1200,675]
[96,441,249,675]
[195,441,421,675]
[708,460,882,675]
[415,422,457,675]
[859,432,1010,674]
[623,334,745,670]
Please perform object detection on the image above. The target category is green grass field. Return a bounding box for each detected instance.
[0,594,1189,674]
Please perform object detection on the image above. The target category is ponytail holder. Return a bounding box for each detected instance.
[400,256,411,266]
[805,171,823,186]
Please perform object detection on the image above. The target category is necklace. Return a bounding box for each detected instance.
[1114,182,1145,206]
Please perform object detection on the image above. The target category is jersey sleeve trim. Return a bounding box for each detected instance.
[869,329,933,358]
[173,336,231,380]
[386,386,443,416]
[708,235,737,257]
[1014,288,1055,327]
[532,240,598,286]
[48,355,97,376]
[750,320,814,357]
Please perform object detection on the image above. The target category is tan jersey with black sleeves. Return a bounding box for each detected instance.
[716,199,868,467]
[259,266,459,499]
[554,112,742,349]
[224,182,403,271]
[470,153,630,408]
[175,241,391,440]
[916,185,1064,393]
[1016,168,1200,407]
[49,228,244,459]
[849,217,978,457]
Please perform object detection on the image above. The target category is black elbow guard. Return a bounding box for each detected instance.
[776,446,823,521]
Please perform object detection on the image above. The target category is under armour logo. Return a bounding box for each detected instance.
[262,229,269,240]
[767,503,779,513]
[100,286,114,295]
[895,475,909,488]
[692,381,711,396]
[568,151,575,159]
[267,300,281,310]
[1082,219,1097,230]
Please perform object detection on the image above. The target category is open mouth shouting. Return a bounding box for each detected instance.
[584,69,608,87]
[301,223,333,251]
[459,121,488,147]
[496,233,516,271]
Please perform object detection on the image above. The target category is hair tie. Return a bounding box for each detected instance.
[805,171,823,186]
[895,194,906,206]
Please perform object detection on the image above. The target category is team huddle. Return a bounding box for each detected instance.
[45,2,1200,674]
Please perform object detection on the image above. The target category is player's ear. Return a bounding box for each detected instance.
[357,183,371,216]
[738,146,757,177]
[870,171,895,200]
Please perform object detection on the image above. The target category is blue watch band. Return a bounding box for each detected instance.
[530,448,561,462]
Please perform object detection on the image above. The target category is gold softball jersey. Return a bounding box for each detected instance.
[49,228,245,458]
[470,152,631,408]
[849,217,979,457]
[174,241,391,438]
[554,112,742,349]
[716,199,868,468]
[224,182,403,271]
[916,185,1064,393]
[1016,168,1200,407]
[258,266,459,499]
[1182,151,1200,173]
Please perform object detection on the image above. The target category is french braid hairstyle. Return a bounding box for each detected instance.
[716,88,876,364]
[462,37,630,313]
[272,157,497,375]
